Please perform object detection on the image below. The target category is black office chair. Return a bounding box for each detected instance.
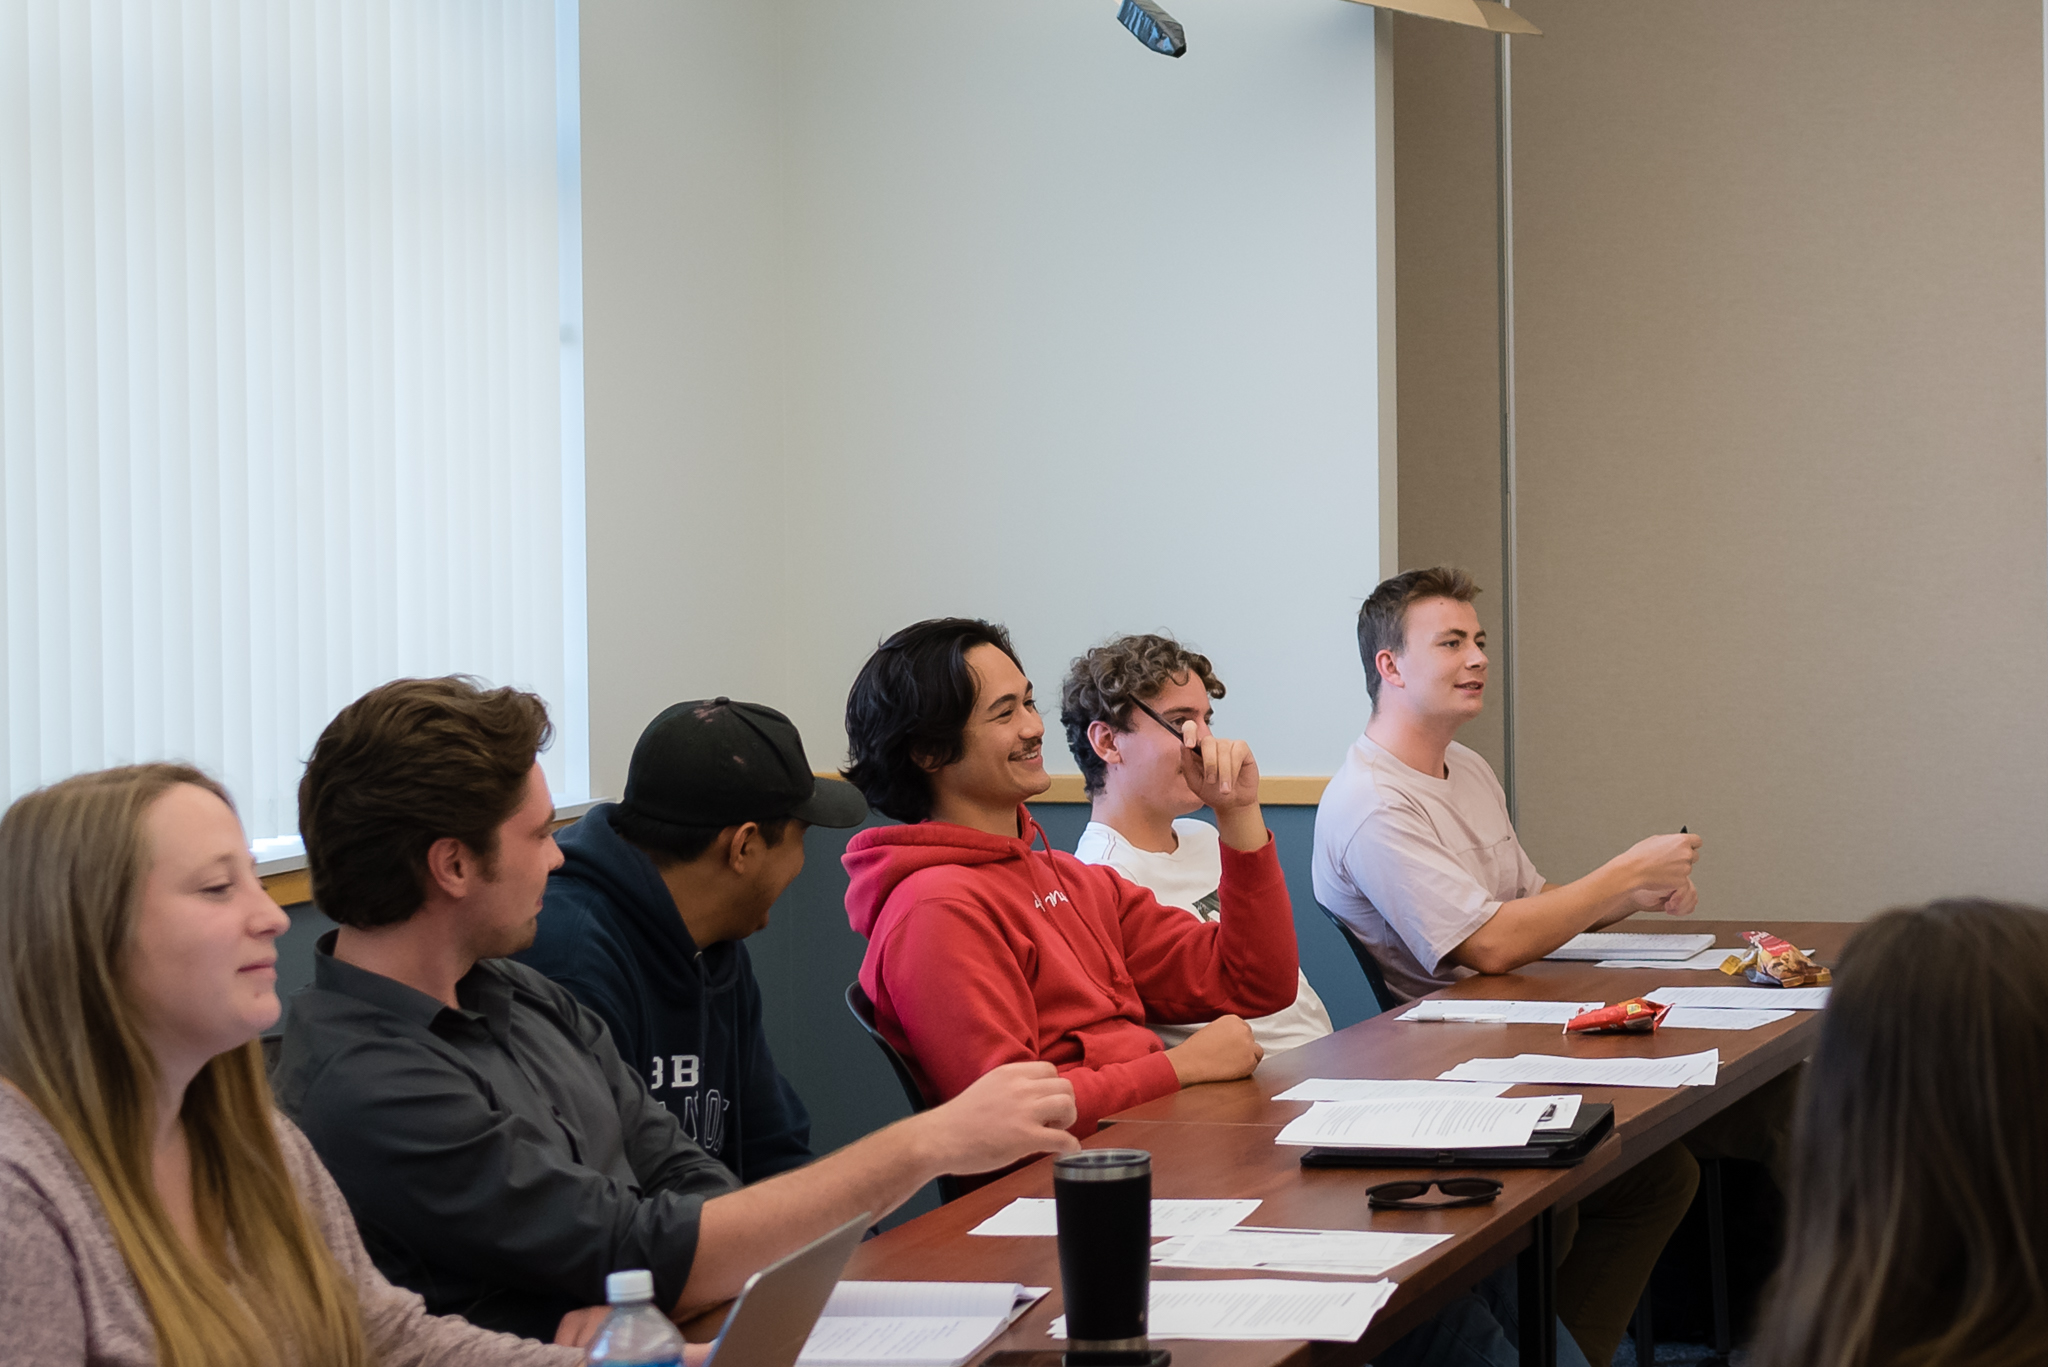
[844,982,964,1204]
[1315,902,1401,1016]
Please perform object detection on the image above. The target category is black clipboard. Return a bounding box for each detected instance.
[1297,1101,1615,1170]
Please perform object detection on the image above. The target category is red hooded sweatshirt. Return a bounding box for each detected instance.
[843,806,1298,1137]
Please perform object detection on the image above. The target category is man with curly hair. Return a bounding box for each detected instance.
[1060,633,1331,1059]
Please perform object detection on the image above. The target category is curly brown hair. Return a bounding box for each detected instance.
[1060,634,1225,797]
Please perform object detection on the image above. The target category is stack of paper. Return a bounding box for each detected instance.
[1049,1279,1396,1342]
[1399,1000,1604,1025]
[1440,1049,1721,1088]
[969,1198,1260,1238]
[800,1282,1046,1366]
[1645,985,1831,1010]
[1594,946,1740,970]
[1274,1078,1510,1102]
[1274,1096,1554,1149]
[1545,933,1716,962]
[1152,1228,1449,1276]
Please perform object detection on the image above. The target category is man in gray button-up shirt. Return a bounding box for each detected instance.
[279,677,1080,1345]
[274,935,738,1341]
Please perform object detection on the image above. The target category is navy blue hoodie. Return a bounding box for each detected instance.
[515,804,813,1183]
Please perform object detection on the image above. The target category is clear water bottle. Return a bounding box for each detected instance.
[586,1269,687,1367]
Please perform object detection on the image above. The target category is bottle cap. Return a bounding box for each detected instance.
[605,1269,656,1304]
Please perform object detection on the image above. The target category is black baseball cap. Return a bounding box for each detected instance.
[619,698,869,835]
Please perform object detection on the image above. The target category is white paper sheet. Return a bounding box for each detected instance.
[1274,1097,1551,1149]
[1440,1049,1721,1088]
[1644,985,1831,1010]
[802,1284,1049,1366]
[967,1198,1261,1238]
[1151,1227,1450,1276]
[1529,1094,1583,1130]
[1545,933,1716,961]
[1400,999,1605,1024]
[1596,947,1815,969]
[1273,1078,1512,1102]
[1050,1279,1397,1342]
[1660,1006,1793,1031]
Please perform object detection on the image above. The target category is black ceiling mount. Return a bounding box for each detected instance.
[1117,0,1187,57]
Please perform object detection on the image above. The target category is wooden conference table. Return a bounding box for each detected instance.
[836,919,1856,1367]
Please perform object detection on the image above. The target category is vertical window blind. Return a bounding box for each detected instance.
[0,0,589,850]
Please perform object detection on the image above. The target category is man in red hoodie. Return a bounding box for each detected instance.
[841,617,1300,1137]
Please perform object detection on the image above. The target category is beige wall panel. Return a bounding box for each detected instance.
[1501,0,2048,918]
[1392,15,1508,775]
[581,3,789,800]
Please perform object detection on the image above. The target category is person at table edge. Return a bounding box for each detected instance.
[1313,566,1709,1367]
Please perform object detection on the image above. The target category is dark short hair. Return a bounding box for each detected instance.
[1356,566,1481,704]
[843,618,1022,824]
[1059,634,1225,797]
[299,676,553,929]
[609,808,792,868]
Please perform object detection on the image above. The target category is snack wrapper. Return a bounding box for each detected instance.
[1719,930,1831,988]
[1564,997,1671,1034]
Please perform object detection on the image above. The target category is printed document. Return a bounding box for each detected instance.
[1595,946,1810,970]
[1274,1097,1551,1149]
[1644,985,1831,1010]
[1274,1078,1511,1102]
[800,1282,1047,1366]
[1152,1227,1450,1276]
[1545,933,1716,961]
[1400,1000,1604,1025]
[1441,1049,1721,1088]
[968,1198,1260,1238]
[1050,1279,1396,1342]
[1660,1006,1793,1031]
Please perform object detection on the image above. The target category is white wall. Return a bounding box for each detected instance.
[584,0,1388,797]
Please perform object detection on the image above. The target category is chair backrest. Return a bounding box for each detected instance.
[1316,902,1402,1016]
[843,982,962,1204]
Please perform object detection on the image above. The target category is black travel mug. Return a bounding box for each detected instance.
[1054,1149,1162,1366]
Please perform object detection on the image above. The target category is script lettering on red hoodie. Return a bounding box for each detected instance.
[842,806,1298,1142]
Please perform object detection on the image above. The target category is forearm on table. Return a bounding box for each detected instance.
[677,1114,940,1314]
[1452,870,1634,974]
[1063,1052,1181,1134]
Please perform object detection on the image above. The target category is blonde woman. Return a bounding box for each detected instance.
[0,764,596,1366]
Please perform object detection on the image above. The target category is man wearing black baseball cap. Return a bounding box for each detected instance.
[518,698,869,1182]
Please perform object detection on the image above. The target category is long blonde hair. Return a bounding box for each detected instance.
[0,764,370,1367]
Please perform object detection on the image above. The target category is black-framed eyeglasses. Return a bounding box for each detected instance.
[1366,1177,1504,1210]
[1131,696,1195,745]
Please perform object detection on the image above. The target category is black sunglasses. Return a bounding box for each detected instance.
[1366,1177,1504,1210]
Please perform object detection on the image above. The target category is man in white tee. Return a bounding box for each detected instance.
[1312,566,1703,1367]
[1061,635,1332,1059]
[1314,568,1701,1002]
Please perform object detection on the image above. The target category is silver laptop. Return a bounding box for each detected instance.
[702,1213,871,1367]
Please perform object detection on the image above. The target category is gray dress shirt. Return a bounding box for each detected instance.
[273,933,740,1342]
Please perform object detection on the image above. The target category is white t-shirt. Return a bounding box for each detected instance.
[1074,817,1334,1057]
[1311,734,1544,1003]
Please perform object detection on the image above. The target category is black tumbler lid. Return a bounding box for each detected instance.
[1054,1149,1151,1181]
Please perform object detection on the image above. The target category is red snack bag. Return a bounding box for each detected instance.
[1564,997,1672,1034]
[1727,930,1832,989]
